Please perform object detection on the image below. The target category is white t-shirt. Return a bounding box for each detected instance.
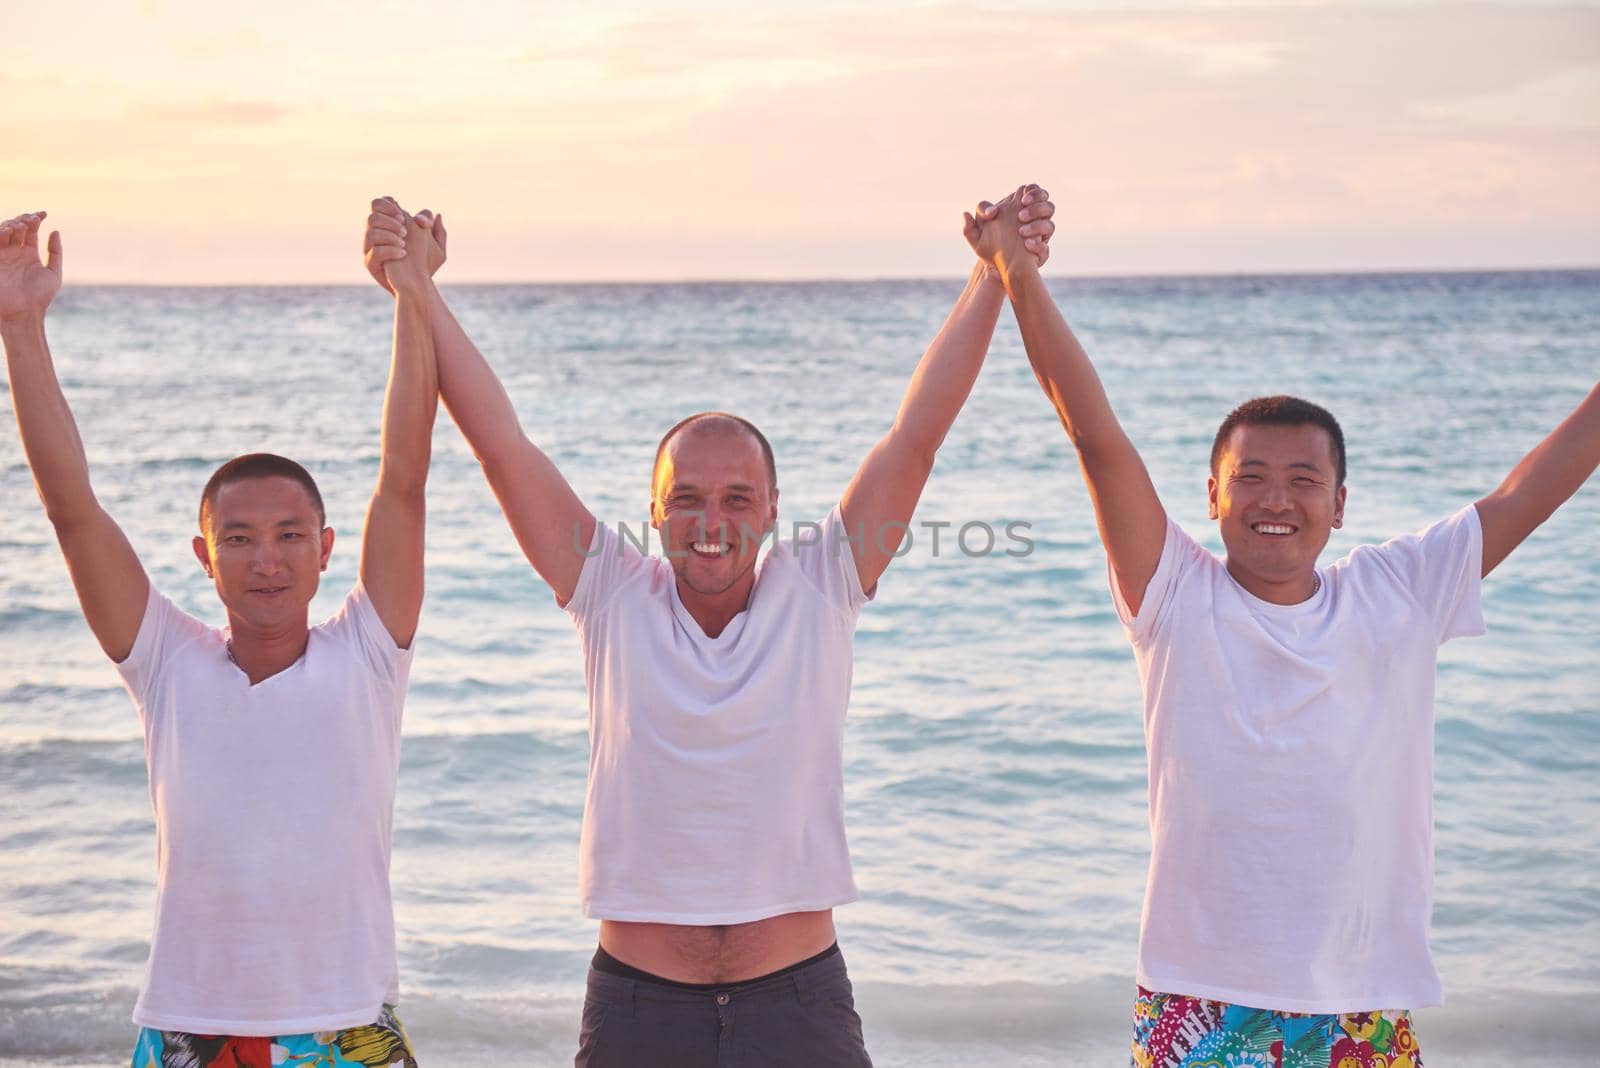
[115,584,412,1035]
[1113,505,1484,1012]
[565,506,871,924]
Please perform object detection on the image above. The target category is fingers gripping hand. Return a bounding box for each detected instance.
[964,184,1053,276]
[364,197,448,296]
[0,211,64,321]
[1017,185,1055,268]
[411,210,447,274]
[382,212,444,296]
[364,197,407,294]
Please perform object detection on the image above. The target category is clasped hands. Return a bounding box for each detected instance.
[360,185,1056,297]
[966,184,1056,287]
[364,198,446,297]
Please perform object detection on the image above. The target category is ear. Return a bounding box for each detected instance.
[192,535,213,577]
[319,526,335,570]
[767,487,779,531]
[1206,476,1220,520]
[649,498,663,530]
[1332,484,1347,529]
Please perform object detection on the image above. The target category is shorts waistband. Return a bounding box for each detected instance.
[591,942,841,992]
[585,943,849,1010]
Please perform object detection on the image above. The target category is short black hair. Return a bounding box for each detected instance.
[652,412,778,499]
[1211,396,1347,486]
[199,453,326,533]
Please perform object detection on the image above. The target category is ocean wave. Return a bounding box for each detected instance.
[0,980,1593,1066]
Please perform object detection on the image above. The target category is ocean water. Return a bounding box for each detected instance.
[0,272,1596,1066]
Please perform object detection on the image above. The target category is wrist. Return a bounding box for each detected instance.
[0,310,47,339]
[391,276,434,303]
[996,253,1040,295]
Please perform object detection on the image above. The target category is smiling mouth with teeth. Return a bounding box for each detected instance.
[690,541,729,555]
[1251,523,1297,536]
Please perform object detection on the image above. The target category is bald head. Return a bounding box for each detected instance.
[651,412,777,504]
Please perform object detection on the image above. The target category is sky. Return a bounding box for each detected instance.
[3,0,1598,283]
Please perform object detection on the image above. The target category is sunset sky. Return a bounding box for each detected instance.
[4,1,1598,283]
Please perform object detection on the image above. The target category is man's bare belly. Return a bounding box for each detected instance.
[599,909,837,984]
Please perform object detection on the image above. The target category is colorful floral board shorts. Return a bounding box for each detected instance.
[1132,986,1421,1068]
[132,1004,417,1068]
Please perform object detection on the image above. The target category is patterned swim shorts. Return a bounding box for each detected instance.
[132,1004,417,1068]
[1132,986,1421,1068]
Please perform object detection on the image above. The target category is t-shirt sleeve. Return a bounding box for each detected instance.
[1370,504,1486,645]
[321,584,415,689]
[1110,518,1204,645]
[790,505,873,618]
[113,584,208,708]
[564,520,655,625]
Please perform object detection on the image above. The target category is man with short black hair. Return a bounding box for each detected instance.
[362,188,1056,1066]
[1210,394,1347,485]
[966,193,1600,1065]
[1,207,442,1064]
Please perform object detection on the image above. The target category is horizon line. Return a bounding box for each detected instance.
[60,263,1600,288]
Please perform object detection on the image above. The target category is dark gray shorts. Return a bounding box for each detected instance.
[574,948,873,1068]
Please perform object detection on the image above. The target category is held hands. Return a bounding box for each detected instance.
[0,212,63,323]
[964,184,1054,286]
[364,197,446,297]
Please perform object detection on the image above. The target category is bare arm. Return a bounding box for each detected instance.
[1475,383,1600,577]
[357,213,441,646]
[0,213,148,660]
[364,199,594,604]
[970,193,1168,615]
[839,263,1005,592]
[838,185,1065,592]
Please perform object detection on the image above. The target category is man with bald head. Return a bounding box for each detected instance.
[363,189,1055,1065]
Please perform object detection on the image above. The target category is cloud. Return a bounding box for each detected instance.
[133,99,295,126]
[1414,66,1600,132]
[1134,28,1287,79]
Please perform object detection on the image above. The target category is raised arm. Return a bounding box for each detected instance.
[973,192,1168,615]
[1,212,148,660]
[356,210,442,646]
[363,198,594,604]
[1474,383,1600,578]
[837,187,1055,592]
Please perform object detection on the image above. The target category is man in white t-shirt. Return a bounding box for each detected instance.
[968,197,1600,1065]
[0,208,443,1065]
[361,190,1056,1065]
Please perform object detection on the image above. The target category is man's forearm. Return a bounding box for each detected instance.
[1478,383,1600,575]
[888,263,1005,460]
[426,286,537,472]
[375,286,440,497]
[1001,259,1167,613]
[2,314,100,525]
[1004,266,1129,461]
[1494,383,1600,502]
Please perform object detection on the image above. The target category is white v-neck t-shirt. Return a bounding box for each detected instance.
[565,506,871,924]
[1114,505,1484,1012]
[115,583,412,1034]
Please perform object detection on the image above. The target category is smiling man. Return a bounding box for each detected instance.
[362,188,1054,1066]
[966,195,1600,1066]
[0,208,441,1066]
[1205,399,1350,603]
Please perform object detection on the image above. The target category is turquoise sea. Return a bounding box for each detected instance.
[1,272,1596,1065]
